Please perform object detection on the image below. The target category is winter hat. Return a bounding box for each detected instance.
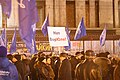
[0,46,7,57]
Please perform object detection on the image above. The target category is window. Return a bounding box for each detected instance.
[66,1,76,28]
[36,1,45,28]
[95,0,99,27]
[113,0,115,28]
[85,0,90,28]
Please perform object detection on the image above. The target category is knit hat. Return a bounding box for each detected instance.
[0,46,7,57]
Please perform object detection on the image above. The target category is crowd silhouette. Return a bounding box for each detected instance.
[0,46,119,80]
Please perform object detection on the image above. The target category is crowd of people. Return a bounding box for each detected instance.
[0,46,120,80]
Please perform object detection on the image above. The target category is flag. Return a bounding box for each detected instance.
[10,28,16,53]
[118,39,120,47]
[41,15,49,36]
[25,24,38,54]
[0,0,11,18]
[100,27,106,47]
[64,27,71,51]
[18,0,38,54]
[74,17,86,40]
[0,28,6,47]
[0,36,5,46]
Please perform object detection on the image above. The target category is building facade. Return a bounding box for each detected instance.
[36,0,119,28]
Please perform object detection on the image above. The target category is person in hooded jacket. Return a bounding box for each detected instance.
[0,46,18,80]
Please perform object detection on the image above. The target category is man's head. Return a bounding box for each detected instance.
[59,52,68,61]
[85,50,96,59]
[75,51,84,59]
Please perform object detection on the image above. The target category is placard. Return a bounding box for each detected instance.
[47,27,68,46]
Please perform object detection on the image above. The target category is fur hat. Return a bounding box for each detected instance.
[0,46,7,57]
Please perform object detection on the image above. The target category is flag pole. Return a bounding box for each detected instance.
[90,37,93,50]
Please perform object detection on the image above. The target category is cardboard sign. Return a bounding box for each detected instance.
[47,27,68,46]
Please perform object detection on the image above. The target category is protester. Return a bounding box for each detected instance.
[113,60,120,80]
[29,54,38,80]
[45,56,55,80]
[94,57,112,80]
[70,55,79,80]
[34,56,49,80]
[51,56,60,80]
[21,54,31,80]
[58,52,72,80]
[75,50,102,80]
[14,54,25,80]
[0,46,18,80]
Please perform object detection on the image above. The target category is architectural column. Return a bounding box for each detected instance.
[114,0,119,28]
[54,0,60,26]
[59,0,66,26]
[7,0,19,27]
[90,0,95,28]
[75,0,85,28]
[54,0,66,27]
[46,0,54,26]
[99,0,113,28]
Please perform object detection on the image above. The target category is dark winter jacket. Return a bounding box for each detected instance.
[58,59,72,80]
[75,59,102,80]
[0,57,18,80]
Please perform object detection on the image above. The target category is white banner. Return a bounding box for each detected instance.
[47,27,68,46]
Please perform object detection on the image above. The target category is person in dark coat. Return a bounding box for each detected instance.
[75,50,102,80]
[58,53,72,80]
[94,57,112,80]
[14,54,25,80]
[0,46,18,80]
[113,60,120,80]
[52,56,60,80]
[34,57,47,80]
[70,51,85,80]
[70,55,79,80]
[21,54,31,80]
[29,54,38,80]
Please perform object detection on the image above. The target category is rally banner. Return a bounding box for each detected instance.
[47,27,69,46]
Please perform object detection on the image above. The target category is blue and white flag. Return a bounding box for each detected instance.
[100,27,106,47]
[0,0,11,18]
[0,36,5,47]
[64,27,71,51]
[41,15,49,36]
[74,17,86,40]
[27,24,38,54]
[0,28,6,47]
[18,0,39,54]
[118,39,120,47]
[10,28,16,53]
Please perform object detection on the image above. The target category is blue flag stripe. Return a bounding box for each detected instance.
[10,29,16,53]
[0,28,7,47]
[100,27,106,47]
[64,27,71,51]
[18,0,38,54]
[41,15,49,36]
[74,17,86,40]
[0,0,11,18]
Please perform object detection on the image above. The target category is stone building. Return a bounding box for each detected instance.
[0,0,120,53]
